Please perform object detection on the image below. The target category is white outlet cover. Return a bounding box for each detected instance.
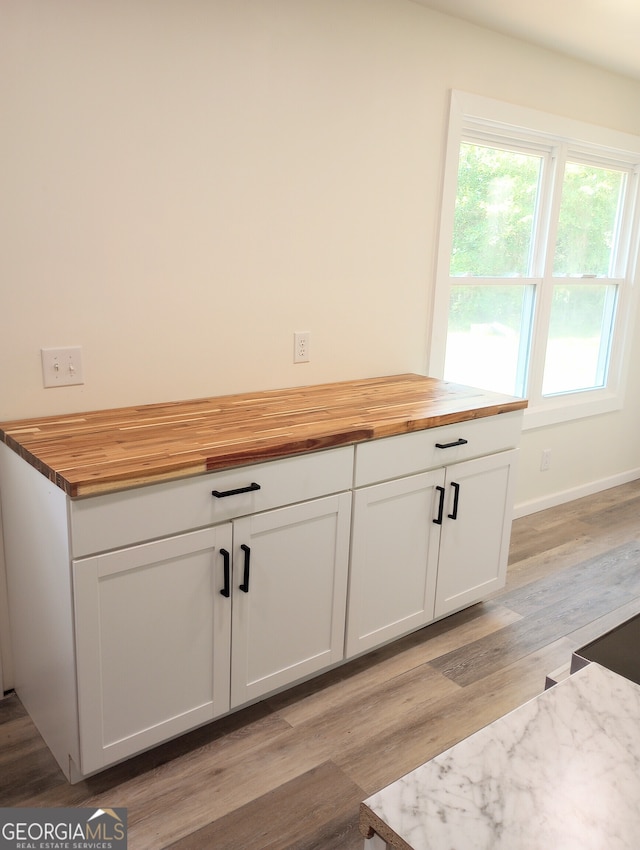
[294,331,310,364]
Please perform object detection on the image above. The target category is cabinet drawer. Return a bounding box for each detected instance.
[354,411,523,487]
[70,446,354,557]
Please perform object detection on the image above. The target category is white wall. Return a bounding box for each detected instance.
[2,0,640,512]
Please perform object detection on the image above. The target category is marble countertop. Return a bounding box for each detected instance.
[361,663,640,849]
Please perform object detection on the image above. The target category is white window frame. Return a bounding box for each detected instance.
[429,91,640,430]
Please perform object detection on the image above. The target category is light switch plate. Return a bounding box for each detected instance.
[41,346,84,387]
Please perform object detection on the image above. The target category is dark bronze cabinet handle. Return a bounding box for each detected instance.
[435,438,468,449]
[239,544,251,592]
[433,486,445,525]
[212,482,261,498]
[448,482,460,520]
[220,548,230,598]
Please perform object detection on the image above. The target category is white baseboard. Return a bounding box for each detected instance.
[514,468,640,519]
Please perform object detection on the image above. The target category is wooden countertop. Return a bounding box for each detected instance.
[0,374,527,498]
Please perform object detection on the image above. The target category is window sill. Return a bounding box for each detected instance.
[522,390,622,430]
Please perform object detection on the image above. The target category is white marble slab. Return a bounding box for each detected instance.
[362,663,640,849]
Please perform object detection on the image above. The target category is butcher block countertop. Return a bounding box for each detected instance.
[0,374,527,498]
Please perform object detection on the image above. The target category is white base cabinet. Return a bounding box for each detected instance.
[0,441,354,780]
[72,481,352,774]
[346,414,522,658]
[0,410,523,781]
[73,492,352,775]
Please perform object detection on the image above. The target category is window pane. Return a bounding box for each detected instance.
[542,284,617,395]
[451,144,542,277]
[444,285,534,396]
[553,163,625,276]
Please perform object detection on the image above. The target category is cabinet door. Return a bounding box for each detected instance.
[434,449,518,618]
[230,492,351,708]
[345,470,444,659]
[73,525,232,775]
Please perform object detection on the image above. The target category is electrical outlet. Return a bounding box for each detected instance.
[540,448,552,472]
[294,331,310,364]
[41,346,84,387]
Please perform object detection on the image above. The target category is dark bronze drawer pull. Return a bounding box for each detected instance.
[212,482,261,498]
[435,438,468,449]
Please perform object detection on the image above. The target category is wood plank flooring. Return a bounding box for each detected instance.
[2,479,640,849]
